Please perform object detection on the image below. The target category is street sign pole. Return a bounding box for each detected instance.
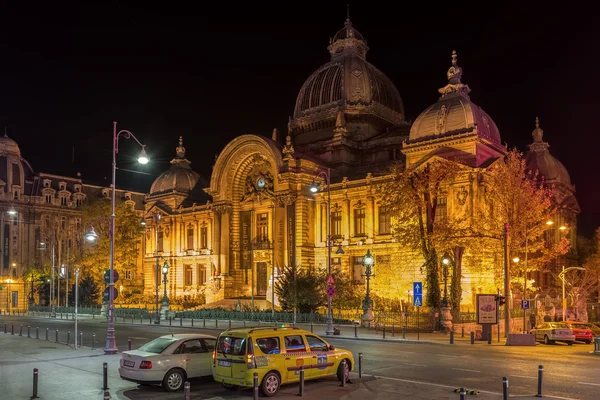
[413,282,422,340]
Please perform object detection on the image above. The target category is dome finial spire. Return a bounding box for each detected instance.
[532,116,544,143]
[438,49,471,98]
[175,136,186,159]
[346,3,350,23]
[4,126,7,138]
[535,116,540,129]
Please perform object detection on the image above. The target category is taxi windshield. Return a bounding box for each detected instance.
[218,336,247,356]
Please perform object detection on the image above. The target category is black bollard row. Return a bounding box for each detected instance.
[358,352,363,378]
[102,362,109,391]
[253,372,259,400]
[184,381,191,400]
[502,376,509,400]
[298,366,305,396]
[459,387,466,400]
[536,365,543,397]
[450,330,454,344]
[32,368,39,399]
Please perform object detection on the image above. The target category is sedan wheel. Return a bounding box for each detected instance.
[543,335,554,345]
[260,372,281,397]
[162,368,185,392]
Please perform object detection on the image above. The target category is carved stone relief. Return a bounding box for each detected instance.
[456,186,468,206]
[435,104,450,134]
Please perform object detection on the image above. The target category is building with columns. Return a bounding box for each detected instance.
[140,17,579,310]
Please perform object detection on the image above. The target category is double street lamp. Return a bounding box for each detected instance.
[85,122,148,355]
[309,167,334,336]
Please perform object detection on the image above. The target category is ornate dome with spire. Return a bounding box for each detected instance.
[408,51,501,145]
[0,130,21,156]
[288,14,405,145]
[149,136,202,197]
[526,117,572,187]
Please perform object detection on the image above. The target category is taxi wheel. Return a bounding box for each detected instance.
[260,371,281,397]
[337,359,350,382]
[222,383,239,391]
[162,368,186,392]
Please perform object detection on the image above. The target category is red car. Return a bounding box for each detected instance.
[566,321,594,344]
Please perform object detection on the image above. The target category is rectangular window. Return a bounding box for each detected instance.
[200,226,208,249]
[284,335,306,353]
[60,196,67,206]
[379,208,391,235]
[257,213,268,242]
[185,265,193,286]
[125,270,132,280]
[198,265,206,285]
[13,190,18,200]
[354,208,365,236]
[61,217,66,230]
[157,230,164,252]
[434,197,447,222]
[75,198,82,207]
[256,337,280,355]
[45,194,52,204]
[187,226,194,250]
[353,256,364,283]
[331,211,342,237]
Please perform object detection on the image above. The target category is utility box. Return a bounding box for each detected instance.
[506,333,536,346]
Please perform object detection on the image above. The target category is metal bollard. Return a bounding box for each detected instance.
[4,323,6,333]
[11,324,14,335]
[392,323,395,337]
[383,325,386,339]
[215,319,218,328]
[203,318,206,328]
[459,387,466,400]
[470,331,474,344]
[354,325,358,338]
[253,372,259,400]
[340,359,347,387]
[20,325,23,336]
[358,352,363,378]
[28,326,31,338]
[67,331,70,345]
[450,330,454,344]
[45,328,48,341]
[92,333,96,350]
[536,365,543,397]
[184,381,191,400]
[228,319,231,329]
[102,362,109,391]
[502,376,509,400]
[140,315,142,324]
[461,326,465,337]
[80,332,83,348]
[32,368,39,399]
[128,337,132,350]
[402,325,406,339]
[55,329,58,343]
[181,317,183,327]
[310,322,313,333]
[36,326,39,339]
[103,390,110,400]
[298,366,305,396]
[488,332,492,345]
[191,319,194,327]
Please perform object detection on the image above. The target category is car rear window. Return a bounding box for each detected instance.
[572,324,588,329]
[218,336,246,356]
[138,337,178,354]
[550,323,569,329]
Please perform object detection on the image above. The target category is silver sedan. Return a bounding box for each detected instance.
[531,322,575,345]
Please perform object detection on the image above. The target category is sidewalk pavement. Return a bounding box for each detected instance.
[0,332,529,400]
[22,311,508,346]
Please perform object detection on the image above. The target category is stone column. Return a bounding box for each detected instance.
[221,209,230,275]
[213,211,221,274]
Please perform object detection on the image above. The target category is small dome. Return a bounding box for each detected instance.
[149,137,201,196]
[408,50,501,145]
[526,117,572,187]
[0,134,21,156]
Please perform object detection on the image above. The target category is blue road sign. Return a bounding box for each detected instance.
[413,281,423,307]
[521,300,530,309]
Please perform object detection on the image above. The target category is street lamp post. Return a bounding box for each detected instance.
[74,268,80,350]
[441,254,451,307]
[361,249,375,328]
[310,167,334,336]
[105,121,148,355]
[160,261,170,320]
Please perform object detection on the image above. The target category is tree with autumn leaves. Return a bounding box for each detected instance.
[378,149,570,312]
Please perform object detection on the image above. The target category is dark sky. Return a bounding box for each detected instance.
[1,3,598,235]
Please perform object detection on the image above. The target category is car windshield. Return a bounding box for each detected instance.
[138,337,178,354]
[217,336,246,356]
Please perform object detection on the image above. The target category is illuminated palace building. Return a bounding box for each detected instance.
[1,17,578,310]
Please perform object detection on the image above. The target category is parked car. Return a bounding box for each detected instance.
[530,322,575,345]
[565,321,594,344]
[213,325,354,397]
[119,333,217,391]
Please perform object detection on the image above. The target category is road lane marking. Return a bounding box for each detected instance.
[376,376,582,400]
[452,368,481,373]
[511,375,536,379]
[577,382,600,386]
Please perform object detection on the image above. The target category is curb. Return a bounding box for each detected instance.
[325,335,441,345]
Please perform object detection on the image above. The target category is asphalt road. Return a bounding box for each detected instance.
[2,314,599,399]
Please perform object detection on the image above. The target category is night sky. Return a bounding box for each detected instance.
[1,3,598,235]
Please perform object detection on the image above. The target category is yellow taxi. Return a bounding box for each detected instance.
[212,325,354,397]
